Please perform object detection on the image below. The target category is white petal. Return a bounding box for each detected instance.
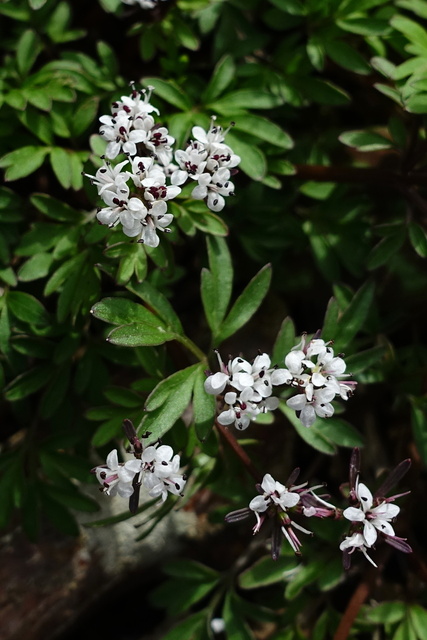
[363,521,378,546]
[357,482,373,511]
[106,449,119,470]
[343,506,365,522]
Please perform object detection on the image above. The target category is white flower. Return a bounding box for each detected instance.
[172,143,208,185]
[97,185,148,237]
[192,116,235,150]
[339,532,377,567]
[145,126,175,167]
[141,443,186,502]
[112,86,160,119]
[286,386,335,427]
[121,0,165,7]
[83,159,130,196]
[92,449,142,498]
[218,388,260,430]
[283,334,357,427]
[343,480,400,547]
[192,168,234,212]
[139,203,173,247]
[99,114,147,159]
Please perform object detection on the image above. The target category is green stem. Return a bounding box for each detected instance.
[174,334,207,363]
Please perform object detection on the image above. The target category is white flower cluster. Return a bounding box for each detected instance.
[171,116,240,212]
[85,89,240,244]
[92,444,186,504]
[204,336,356,430]
[340,477,409,568]
[204,351,290,430]
[283,335,357,427]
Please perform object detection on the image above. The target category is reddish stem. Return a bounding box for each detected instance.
[215,420,262,483]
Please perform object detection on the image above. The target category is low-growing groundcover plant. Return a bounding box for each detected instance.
[1,0,427,638]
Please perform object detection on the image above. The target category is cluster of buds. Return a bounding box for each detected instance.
[204,351,290,430]
[91,419,186,512]
[225,449,411,566]
[171,116,240,212]
[340,448,412,568]
[84,87,240,246]
[226,469,336,559]
[204,334,357,430]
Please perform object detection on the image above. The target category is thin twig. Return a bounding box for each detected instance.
[215,420,262,483]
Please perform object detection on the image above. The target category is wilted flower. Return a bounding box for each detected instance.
[225,469,336,559]
[340,448,412,569]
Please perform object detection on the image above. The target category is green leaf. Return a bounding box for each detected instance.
[44,252,86,296]
[324,40,370,74]
[410,397,427,466]
[233,114,294,149]
[164,559,220,581]
[409,605,427,640]
[142,77,191,111]
[316,417,364,448]
[339,130,393,151]
[239,555,299,589]
[333,280,375,350]
[208,89,284,112]
[345,345,387,373]
[193,366,216,442]
[336,18,391,36]
[189,208,229,236]
[285,559,325,600]
[216,264,272,344]
[201,235,233,333]
[106,323,176,347]
[17,29,41,76]
[409,223,427,257]
[298,78,350,105]
[393,617,417,640]
[322,297,341,342]
[40,365,71,419]
[161,611,208,640]
[7,291,51,326]
[18,253,53,282]
[141,368,198,441]
[222,592,255,640]
[145,364,200,411]
[127,280,183,334]
[203,54,236,102]
[362,602,406,624]
[0,146,49,181]
[390,15,427,52]
[272,316,296,366]
[4,364,52,401]
[91,296,167,328]
[30,193,80,222]
[405,93,427,114]
[152,578,217,618]
[225,131,267,181]
[367,233,404,270]
[50,147,72,189]
[40,491,80,537]
[279,404,337,455]
[72,96,100,136]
